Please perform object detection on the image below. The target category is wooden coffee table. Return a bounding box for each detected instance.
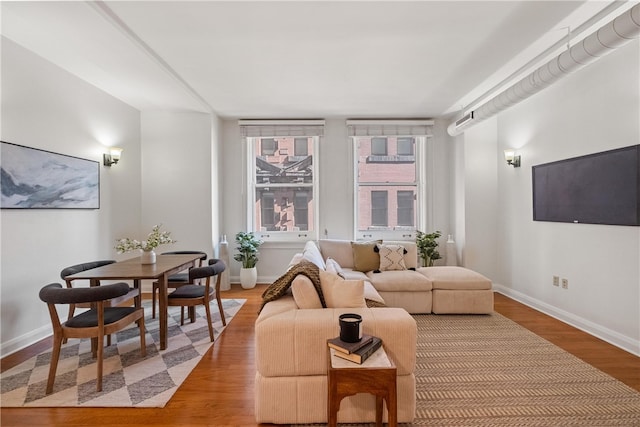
[327,344,397,427]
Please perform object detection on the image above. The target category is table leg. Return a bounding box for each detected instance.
[159,274,168,350]
[388,384,398,427]
[133,279,141,309]
[375,395,383,426]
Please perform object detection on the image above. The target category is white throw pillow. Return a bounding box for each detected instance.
[377,244,407,271]
[319,270,366,308]
[325,257,345,278]
[302,241,326,270]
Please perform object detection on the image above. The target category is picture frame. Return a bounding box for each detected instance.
[1,141,100,209]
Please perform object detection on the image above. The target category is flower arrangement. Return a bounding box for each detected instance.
[115,224,176,253]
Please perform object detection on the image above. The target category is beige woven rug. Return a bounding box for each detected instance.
[411,313,640,426]
[302,312,640,426]
[0,299,245,408]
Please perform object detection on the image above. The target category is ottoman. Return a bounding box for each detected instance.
[417,266,493,314]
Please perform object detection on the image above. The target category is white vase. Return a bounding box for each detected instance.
[141,249,156,264]
[240,267,257,289]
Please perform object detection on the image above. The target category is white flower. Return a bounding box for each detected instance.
[115,225,176,253]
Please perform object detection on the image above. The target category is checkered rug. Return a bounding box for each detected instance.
[0,298,245,407]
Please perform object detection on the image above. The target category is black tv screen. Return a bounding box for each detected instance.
[532,145,640,226]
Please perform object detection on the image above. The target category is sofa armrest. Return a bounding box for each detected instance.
[256,297,416,377]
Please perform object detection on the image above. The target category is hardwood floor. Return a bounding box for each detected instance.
[2,287,638,426]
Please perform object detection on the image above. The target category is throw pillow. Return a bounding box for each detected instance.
[302,240,326,270]
[291,276,323,309]
[377,244,408,271]
[325,257,345,278]
[351,240,382,272]
[319,270,366,308]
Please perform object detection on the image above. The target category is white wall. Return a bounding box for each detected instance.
[466,40,640,355]
[140,111,218,260]
[462,118,500,279]
[220,118,453,282]
[0,38,142,356]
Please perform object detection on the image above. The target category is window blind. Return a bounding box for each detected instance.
[346,119,434,137]
[239,120,325,137]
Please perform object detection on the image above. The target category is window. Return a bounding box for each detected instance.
[348,120,433,240]
[240,120,323,241]
[397,190,414,226]
[371,137,387,156]
[371,191,388,226]
[397,137,414,156]
[261,138,277,156]
[294,138,308,156]
[294,192,309,230]
[259,192,275,230]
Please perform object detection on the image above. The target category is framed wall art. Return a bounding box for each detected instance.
[1,141,100,209]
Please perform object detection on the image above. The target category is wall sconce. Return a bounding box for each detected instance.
[103,147,123,166]
[504,149,521,168]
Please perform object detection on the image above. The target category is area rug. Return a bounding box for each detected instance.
[0,298,245,408]
[300,312,640,426]
[411,313,640,426]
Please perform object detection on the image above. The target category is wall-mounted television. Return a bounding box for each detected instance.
[532,145,640,226]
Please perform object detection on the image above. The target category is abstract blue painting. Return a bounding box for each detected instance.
[1,141,99,209]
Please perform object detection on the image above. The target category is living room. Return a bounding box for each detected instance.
[1,0,639,424]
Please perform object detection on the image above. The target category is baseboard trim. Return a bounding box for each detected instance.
[494,284,639,357]
[1,324,51,358]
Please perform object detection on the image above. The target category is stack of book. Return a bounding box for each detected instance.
[327,334,383,364]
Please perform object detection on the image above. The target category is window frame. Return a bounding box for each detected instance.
[246,135,320,242]
[352,135,430,241]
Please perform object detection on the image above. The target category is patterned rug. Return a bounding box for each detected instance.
[0,298,245,407]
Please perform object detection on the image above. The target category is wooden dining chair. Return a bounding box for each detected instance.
[151,251,208,319]
[167,259,226,342]
[38,282,146,394]
[60,260,139,344]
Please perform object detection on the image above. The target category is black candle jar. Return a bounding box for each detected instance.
[339,313,363,343]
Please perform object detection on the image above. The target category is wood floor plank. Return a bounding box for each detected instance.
[1,287,638,426]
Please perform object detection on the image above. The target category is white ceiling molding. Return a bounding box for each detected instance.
[448,3,640,136]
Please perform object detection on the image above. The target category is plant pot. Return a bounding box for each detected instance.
[240,267,257,289]
[141,249,157,264]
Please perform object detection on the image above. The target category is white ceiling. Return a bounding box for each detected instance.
[0,1,619,119]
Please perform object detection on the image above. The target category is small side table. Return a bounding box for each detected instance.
[327,344,397,427]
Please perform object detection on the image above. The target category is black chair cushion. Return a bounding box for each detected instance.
[60,260,116,279]
[168,272,189,282]
[168,285,213,299]
[65,306,138,328]
[189,261,226,281]
[39,283,130,304]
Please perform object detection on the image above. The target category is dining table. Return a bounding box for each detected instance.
[65,253,203,350]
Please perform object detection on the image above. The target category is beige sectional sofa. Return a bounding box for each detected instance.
[254,238,493,424]
[317,239,494,314]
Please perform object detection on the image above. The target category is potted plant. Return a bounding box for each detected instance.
[416,230,442,267]
[233,231,263,289]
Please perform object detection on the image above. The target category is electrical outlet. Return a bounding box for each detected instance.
[562,278,569,289]
[553,276,559,287]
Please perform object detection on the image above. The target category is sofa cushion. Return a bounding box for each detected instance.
[377,243,407,271]
[366,270,433,292]
[261,260,325,311]
[417,266,492,290]
[291,275,323,309]
[303,241,326,270]
[319,270,366,308]
[319,239,355,268]
[351,240,382,272]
